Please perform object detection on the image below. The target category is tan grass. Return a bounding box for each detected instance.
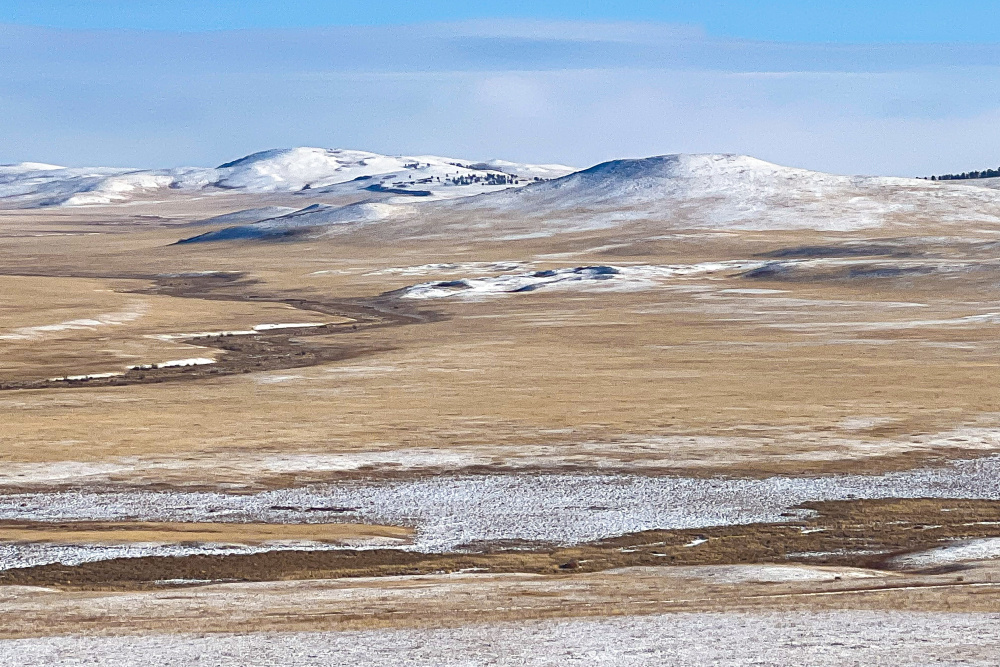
[1,211,999,477]
[0,521,412,545]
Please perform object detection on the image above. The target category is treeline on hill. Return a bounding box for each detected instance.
[922,167,1000,181]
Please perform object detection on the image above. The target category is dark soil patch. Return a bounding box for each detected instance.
[0,272,443,391]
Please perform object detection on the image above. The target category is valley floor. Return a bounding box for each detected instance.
[3,197,1000,662]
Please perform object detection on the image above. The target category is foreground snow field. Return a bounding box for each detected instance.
[5,611,1000,666]
[3,455,1000,568]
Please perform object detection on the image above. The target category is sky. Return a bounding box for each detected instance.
[5,1,1000,42]
[2,2,1000,175]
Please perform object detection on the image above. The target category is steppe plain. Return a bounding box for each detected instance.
[4,153,1000,664]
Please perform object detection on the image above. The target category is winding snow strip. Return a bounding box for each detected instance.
[252,323,327,331]
[156,358,215,368]
[150,322,328,341]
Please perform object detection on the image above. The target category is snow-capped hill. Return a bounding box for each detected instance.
[456,153,1000,232]
[483,153,899,207]
[213,147,409,191]
[213,147,575,197]
[0,147,577,208]
[0,162,66,173]
[0,163,220,207]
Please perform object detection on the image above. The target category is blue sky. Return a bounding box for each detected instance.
[2,3,1000,174]
[4,1,1000,42]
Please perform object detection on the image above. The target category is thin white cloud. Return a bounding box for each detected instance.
[2,20,1000,175]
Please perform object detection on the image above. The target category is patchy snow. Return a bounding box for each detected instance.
[890,538,1000,569]
[127,357,215,370]
[3,611,1000,665]
[0,303,149,340]
[48,372,123,382]
[399,262,765,299]
[839,417,898,431]
[2,456,1000,565]
[156,357,215,368]
[129,358,215,370]
[0,537,408,571]
[252,322,328,331]
[150,321,330,341]
[365,261,531,277]
[150,330,255,341]
[666,564,886,583]
[0,450,491,489]
[1,425,997,491]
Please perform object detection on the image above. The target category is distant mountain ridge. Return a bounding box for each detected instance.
[180,153,1000,243]
[0,147,577,208]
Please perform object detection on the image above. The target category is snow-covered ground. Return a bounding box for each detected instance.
[453,153,1000,233]
[890,538,1000,569]
[4,611,999,666]
[388,255,1000,300]
[0,303,149,341]
[0,147,576,208]
[398,262,764,299]
[0,538,407,572]
[2,456,1000,567]
[177,201,407,241]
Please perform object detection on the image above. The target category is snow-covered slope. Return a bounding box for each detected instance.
[178,202,403,243]
[177,153,1000,243]
[449,153,1000,233]
[0,147,577,208]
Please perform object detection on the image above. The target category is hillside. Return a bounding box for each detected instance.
[182,153,1000,242]
[0,147,577,208]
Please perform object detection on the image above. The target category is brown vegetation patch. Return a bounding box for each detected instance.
[0,272,441,391]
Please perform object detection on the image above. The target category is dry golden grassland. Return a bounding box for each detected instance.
[0,521,411,545]
[1,561,999,639]
[4,201,1000,634]
[1,206,999,477]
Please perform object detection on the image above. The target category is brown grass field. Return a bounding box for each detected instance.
[3,197,1000,635]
